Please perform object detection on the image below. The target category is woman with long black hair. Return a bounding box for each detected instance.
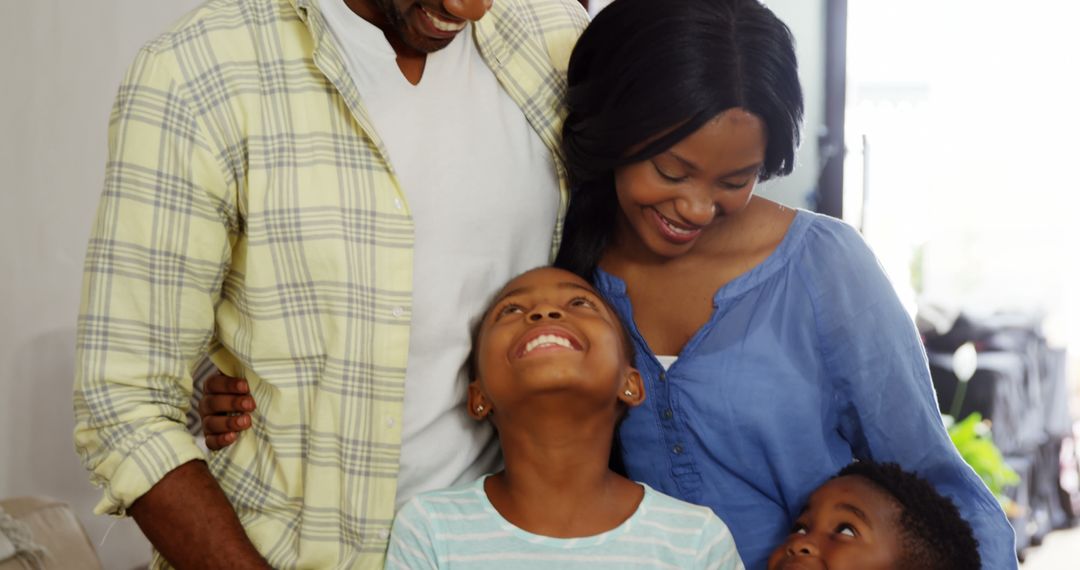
[554,0,1014,567]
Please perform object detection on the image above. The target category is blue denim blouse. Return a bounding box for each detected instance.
[596,210,1015,570]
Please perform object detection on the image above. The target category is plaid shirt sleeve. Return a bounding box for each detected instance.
[74,42,235,516]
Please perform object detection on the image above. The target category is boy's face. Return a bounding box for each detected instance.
[768,475,904,570]
[468,268,642,421]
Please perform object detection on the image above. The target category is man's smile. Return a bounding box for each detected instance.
[413,5,467,40]
[421,6,466,32]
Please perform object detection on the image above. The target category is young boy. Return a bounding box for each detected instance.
[385,267,743,569]
[768,461,981,570]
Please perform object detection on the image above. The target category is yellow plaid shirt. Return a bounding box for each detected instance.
[73,0,585,567]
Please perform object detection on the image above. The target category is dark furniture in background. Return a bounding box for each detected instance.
[924,312,1078,558]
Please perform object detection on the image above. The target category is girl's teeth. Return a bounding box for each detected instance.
[524,334,573,355]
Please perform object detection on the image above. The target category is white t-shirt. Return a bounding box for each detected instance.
[589,0,617,17]
[656,355,678,371]
[319,0,561,507]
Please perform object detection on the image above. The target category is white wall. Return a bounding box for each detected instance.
[759,0,826,209]
[0,1,201,568]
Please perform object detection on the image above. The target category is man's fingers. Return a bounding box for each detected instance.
[201,394,256,415]
[204,373,250,396]
[204,432,238,451]
[203,413,252,435]
[198,373,252,450]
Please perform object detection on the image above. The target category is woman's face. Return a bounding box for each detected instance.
[613,108,767,259]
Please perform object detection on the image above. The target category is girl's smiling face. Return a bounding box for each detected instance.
[768,476,904,570]
[468,268,642,422]
[613,108,767,259]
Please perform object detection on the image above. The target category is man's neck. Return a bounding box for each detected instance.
[343,0,427,82]
[485,408,643,538]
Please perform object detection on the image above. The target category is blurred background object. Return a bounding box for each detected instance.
[0,496,102,570]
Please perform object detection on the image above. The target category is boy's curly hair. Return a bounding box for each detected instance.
[837,461,981,570]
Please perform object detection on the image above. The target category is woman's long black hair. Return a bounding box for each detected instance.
[554,0,805,281]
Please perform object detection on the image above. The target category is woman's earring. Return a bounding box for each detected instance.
[624,389,633,397]
[475,404,485,414]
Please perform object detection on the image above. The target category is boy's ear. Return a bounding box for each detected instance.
[467,380,493,420]
[617,368,645,408]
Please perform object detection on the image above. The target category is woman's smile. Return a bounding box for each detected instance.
[648,207,706,244]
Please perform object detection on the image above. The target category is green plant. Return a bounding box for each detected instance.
[946,413,1020,503]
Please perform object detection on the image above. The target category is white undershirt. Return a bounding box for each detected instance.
[656,355,678,371]
[589,0,617,17]
[319,0,560,508]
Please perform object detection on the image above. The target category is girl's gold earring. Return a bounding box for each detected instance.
[475,405,485,414]
[624,390,633,397]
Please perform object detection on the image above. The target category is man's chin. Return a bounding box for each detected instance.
[399,22,460,54]
[405,35,455,54]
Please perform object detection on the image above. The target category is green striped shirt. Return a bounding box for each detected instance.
[73,0,585,567]
[386,478,745,569]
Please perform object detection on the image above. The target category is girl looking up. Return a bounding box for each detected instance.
[386,267,743,569]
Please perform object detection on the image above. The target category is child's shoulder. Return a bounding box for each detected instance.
[639,485,729,532]
[641,484,716,516]
[405,477,488,515]
[637,485,743,567]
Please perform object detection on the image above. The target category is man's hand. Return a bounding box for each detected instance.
[129,460,269,569]
[199,373,256,450]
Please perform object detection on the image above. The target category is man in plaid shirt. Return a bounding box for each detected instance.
[74,0,586,567]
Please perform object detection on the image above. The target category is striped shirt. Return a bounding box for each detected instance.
[72,0,586,568]
[386,478,744,570]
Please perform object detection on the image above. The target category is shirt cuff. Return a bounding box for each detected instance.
[92,425,207,516]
